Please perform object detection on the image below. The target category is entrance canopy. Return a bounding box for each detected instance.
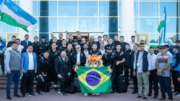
[52,31,104,40]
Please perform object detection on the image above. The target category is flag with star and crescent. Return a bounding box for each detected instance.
[75,65,112,93]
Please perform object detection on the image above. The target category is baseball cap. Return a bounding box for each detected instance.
[159,46,166,49]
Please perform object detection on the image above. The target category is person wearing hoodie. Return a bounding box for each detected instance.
[167,39,173,54]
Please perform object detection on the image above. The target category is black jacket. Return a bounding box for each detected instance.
[120,42,128,52]
[48,50,60,70]
[33,42,40,56]
[48,42,59,50]
[71,52,86,66]
[124,49,133,69]
[66,49,75,63]
[7,41,15,48]
[105,43,115,51]
[89,49,101,55]
[37,56,49,75]
[40,42,49,54]
[102,53,115,69]
[54,56,71,75]
[59,45,67,52]
[135,51,149,73]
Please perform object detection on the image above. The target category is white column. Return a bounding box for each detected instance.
[120,0,135,43]
[18,0,33,42]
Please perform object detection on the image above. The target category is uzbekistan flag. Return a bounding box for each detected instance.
[157,7,166,46]
[0,0,37,32]
[75,65,112,93]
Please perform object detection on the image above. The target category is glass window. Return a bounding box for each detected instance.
[134,2,138,16]
[166,18,178,33]
[165,34,176,42]
[99,17,118,32]
[38,1,57,16]
[39,33,49,41]
[33,1,37,16]
[0,22,16,32]
[118,17,121,28]
[139,18,158,33]
[0,34,7,43]
[119,1,121,16]
[58,1,77,16]
[99,1,118,16]
[79,17,98,31]
[139,2,158,16]
[79,1,98,16]
[135,18,138,33]
[160,2,178,16]
[33,17,39,34]
[39,17,57,32]
[58,17,77,31]
[150,34,159,43]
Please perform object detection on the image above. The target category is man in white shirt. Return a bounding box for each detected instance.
[103,35,108,46]
[147,47,158,99]
[99,43,105,56]
[129,35,138,50]
[140,39,149,52]
[83,44,89,59]
[133,43,150,100]
[5,39,24,55]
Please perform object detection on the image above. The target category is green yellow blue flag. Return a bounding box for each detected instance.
[75,65,112,93]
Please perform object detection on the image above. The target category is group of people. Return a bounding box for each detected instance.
[0,34,180,101]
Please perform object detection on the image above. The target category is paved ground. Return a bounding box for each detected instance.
[0,89,180,101]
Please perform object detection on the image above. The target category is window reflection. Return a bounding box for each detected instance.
[99,17,118,32]
[135,18,138,33]
[139,2,158,16]
[39,17,57,32]
[33,1,37,16]
[150,34,159,43]
[139,18,158,33]
[58,17,77,31]
[79,1,98,16]
[166,18,178,33]
[160,2,177,16]
[166,34,176,42]
[79,17,98,31]
[99,1,118,16]
[0,22,16,32]
[134,2,138,16]
[58,1,77,16]
[38,1,57,16]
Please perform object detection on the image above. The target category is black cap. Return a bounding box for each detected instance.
[107,47,113,50]
[159,46,166,49]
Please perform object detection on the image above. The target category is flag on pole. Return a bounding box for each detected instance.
[0,0,4,16]
[0,0,37,32]
[157,7,166,46]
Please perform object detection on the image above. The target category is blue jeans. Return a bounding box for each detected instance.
[158,76,173,99]
[6,70,20,97]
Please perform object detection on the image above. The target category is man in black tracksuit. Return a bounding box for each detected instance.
[66,43,74,84]
[55,51,71,96]
[59,39,67,52]
[48,37,59,50]
[124,44,133,90]
[40,37,49,55]
[36,52,49,95]
[89,44,101,55]
[114,43,125,91]
[32,36,40,56]
[102,47,115,92]
[48,43,60,91]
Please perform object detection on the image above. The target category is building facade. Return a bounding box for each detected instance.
[0,0,179,46]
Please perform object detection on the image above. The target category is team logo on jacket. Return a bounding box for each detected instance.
[81,54,83,56]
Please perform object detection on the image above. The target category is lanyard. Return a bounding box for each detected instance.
[138,52,144,61]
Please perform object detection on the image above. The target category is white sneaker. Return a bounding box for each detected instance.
[58,89,61,94]
[84,93,88,96]
[127,86,131,91]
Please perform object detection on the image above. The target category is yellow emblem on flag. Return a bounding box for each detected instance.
[78,68,110,90]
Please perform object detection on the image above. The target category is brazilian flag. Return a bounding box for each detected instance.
[75,65,112,93]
